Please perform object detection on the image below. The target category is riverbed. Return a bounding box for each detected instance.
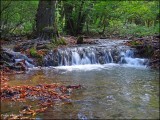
[1,64,159,119]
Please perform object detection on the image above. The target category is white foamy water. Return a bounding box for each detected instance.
[43,40,149,69]
[52,63,147,72]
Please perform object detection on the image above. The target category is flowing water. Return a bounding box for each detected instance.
[43,40,148,67]
[1,39,159,119]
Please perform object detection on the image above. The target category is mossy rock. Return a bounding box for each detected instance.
[57,37,67,45]
[144,45,154,57]
[51,37,67,46]
[29,48,42,58]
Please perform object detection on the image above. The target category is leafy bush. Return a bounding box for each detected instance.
[119,23,159,37]
[107,20,124,34]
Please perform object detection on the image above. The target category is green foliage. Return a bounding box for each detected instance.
[119,23,159,37]
[1,1,159,38]
[107,20,124,34]
[83,1,159,37]
[1,1,38,37]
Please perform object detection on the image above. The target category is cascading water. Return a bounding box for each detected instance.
[44,47,114,66]
[43,40,148,67]
[119,49,148,66]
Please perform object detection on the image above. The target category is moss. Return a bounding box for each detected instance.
[28,48,44,66]
[45,37,67,50]
[30,48,37,57]
[57,37,67,45]
[51,37,67,46]
[29,48,42,58]
[130,40,141,46]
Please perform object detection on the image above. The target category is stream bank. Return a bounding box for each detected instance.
[1,35,159,71]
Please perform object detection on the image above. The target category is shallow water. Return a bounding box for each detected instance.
[1,64,159,119]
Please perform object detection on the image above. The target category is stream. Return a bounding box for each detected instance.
[1,39,159,119]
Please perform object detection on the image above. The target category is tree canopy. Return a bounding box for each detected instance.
[1,0,159,38]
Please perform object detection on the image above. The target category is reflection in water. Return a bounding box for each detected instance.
[2,65,159,119]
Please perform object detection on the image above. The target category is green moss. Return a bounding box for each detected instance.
[51,37,67,45]
[46,37,67,50]
[30,48,37,57]
[130,41,141,46]
[29,48,41,58]
[57,37,67,45]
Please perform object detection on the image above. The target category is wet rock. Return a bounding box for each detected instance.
[43,52,59,66]
[0,48,34,71]
[1,52,13,62]
[113,55,119,63]
[149,49,160,69]
[98,56,105,64]
[120,57,127,64]
[112,49,120,63]
[36,44,48,50]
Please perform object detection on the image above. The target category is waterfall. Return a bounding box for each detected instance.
[119,49,148,66]
[44,47,114,66]
[44,45,148,67]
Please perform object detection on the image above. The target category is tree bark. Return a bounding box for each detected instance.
[35,0,57,40]
[63,0,90,36]
[76,0,85,35]
[63,2,74,36]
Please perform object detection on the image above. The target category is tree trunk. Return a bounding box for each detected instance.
[86,21,89,35]
[63,1,92,36]
[35,0,57,40]
[63,2,74,36]
[63,0,87,36]
[76,0,85,36]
